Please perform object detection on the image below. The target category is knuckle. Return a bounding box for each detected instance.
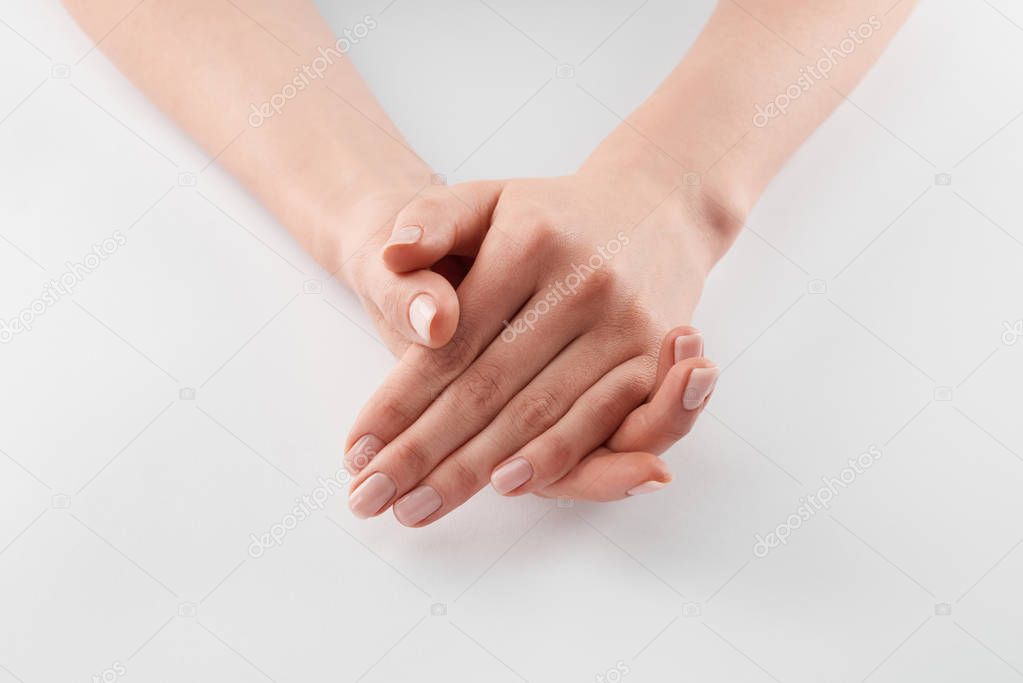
[520,218,560,254]
[378,275,407,318]
[443,457,482,497]
[623,366,655,402]
[511,388,561,434]
[587,373,650,426]
[387,439,433,480]
[600,308,658,356]
[534,431,574,478]
[584,391,627,428]
[374,391,417,428]
[450,360,504,414]
[417,331,475,378]
[404,196,444,221]
[574,264,616,303]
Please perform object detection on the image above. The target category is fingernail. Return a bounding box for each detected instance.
[345,434,383,472]
[408,294,436,344]
[385,225,422,247]
[393,486,442,526]
[349,472,396,519]
[674,333,703,364]
[491,458,533,494]
[627,480,667,496]
[683,367,719,410]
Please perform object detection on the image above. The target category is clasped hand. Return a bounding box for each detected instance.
[340,168,728,527]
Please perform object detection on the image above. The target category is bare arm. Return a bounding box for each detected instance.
[60,0,431,274]
[590,0,918,256]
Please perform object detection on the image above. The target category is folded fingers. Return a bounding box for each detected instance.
[536,327,719,502]
[390,355,655,526]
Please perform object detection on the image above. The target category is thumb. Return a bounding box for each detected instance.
[363,180,503,349]
[381,180,504,274]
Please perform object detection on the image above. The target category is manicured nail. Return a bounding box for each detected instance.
[683,367,719,410]
[386,225,422,247]
[491,458,533,494]
[627,480,667,496]
[349,472,396,519]
[408,294,436,344]
[394,486,442,526]
[345,434,383,472]
[674,333,703,364]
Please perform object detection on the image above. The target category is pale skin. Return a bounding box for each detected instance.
[62,0,916,525]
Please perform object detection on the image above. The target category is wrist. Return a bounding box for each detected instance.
[310,163,433,282]
[579,131,746,271]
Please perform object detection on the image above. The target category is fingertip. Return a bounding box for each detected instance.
[407,286,458,348]
[536,449,671,502]
[626,470,673,497]
[680,362,719,412]
[653,325,703,394]
[408,292,437,344]
[376,267,460,349]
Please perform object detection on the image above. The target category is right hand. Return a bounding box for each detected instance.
[332,181,504,355]
[331,181,717,508]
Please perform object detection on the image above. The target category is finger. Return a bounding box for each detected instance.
[534,345,719,502]
[382,331,639,526]
[363,258,464,347]
[534,448,671,502]
[347,284,593,519]
[343,226,541,466]
[343,433,385,474]
[488,355,655,499]
[381,180,503,273]
[608,358,719,455]
[652,325,703,396]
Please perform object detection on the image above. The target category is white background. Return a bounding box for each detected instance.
[1,0,1022,681]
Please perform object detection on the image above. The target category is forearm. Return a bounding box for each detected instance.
[584,0,917,258]
[61,0,431,271]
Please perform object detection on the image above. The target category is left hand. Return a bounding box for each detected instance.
[344,161,738,526]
